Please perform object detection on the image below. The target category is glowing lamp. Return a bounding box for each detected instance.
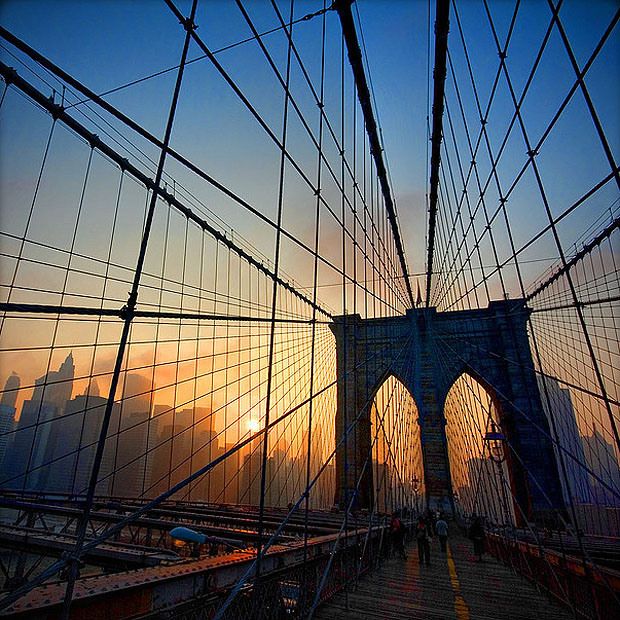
[483,421,506,463]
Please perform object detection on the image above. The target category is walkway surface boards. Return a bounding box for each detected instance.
[315,534,574,620]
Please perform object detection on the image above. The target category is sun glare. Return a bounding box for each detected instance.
[248,419,261,433]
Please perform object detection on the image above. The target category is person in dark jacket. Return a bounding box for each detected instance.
[469,516,486,561]
[416,516,431,566]
[435,515,448,553]
[390,512,407,559]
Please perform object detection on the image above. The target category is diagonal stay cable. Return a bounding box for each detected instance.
[58,2,200,617]
[0,27,402,315]
[0,61,333,318]
[62,3,336,111]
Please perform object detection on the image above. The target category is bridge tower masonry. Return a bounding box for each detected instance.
[330,299,565,525]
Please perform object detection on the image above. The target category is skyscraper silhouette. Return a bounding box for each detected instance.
[0,372,20,472]
[4,353,74,491]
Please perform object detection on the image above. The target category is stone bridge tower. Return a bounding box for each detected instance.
[330,299,565,525]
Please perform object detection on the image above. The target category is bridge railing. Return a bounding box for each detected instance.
[486,532,620,620]
[1,524,391,619]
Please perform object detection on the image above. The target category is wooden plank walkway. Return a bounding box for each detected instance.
[314,534,574,620]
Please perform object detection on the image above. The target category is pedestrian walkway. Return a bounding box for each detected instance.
[315,533,574,620]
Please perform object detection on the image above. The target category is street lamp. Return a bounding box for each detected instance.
[412,475,420,516]
[452,491,461,518]
[483,420,511,528]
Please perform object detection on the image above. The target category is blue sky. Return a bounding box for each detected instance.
[0,0,618,299]
[0,0,618,479]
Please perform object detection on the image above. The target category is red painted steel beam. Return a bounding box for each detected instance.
[2,528,382,618]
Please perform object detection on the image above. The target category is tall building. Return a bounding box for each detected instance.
[187,407,223,503]
[109,373,151,498]
[222,441,244,504]
[0,372,19,472]
[582,425,620,506]
[373,461,394,513]
[45,380,114,495]
[149,406,221,501]
[241,434,263,506]
[462,457,514,525]
[538,376,591,504]
[147,403,174,498]
[265,445,294,508]
[5,353,74,491]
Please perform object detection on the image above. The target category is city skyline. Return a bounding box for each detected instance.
[2,348,617,522]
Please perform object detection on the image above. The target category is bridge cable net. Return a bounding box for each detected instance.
[0,0,617,618]
[0,0,418,617]
[425,0,619,617]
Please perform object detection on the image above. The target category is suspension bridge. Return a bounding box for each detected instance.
[0,0,618,618]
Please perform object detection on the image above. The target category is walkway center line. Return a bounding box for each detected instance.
[447,544,471,620]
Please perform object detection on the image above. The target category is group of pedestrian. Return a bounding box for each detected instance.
[389,509,449,566]
[389,511,408,559]
[389,510,487,566]
[414,510,449,566]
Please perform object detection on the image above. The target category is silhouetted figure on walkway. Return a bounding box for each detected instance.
[427,509,437,537]
[416,516,431,566]
[469,516,486,561]
[390,512,407,559]
[435,515,448,553]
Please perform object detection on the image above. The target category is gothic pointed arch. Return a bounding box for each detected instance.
[331,300,565,522]
[370,373,424,515]
[444,372,517,525]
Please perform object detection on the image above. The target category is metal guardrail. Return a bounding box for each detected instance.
[486,532,620,620]
[1,525,392,618]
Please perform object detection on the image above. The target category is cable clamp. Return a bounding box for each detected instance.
[61,550,85,566]
[87,132,100,149]
[3,66,17,85]
[120,291,138,321]
[181,16,197,32]
[49,101,65,119]
[161,187,174,204]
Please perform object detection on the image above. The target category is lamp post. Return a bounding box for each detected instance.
[412,475,420,516]
[483,421,511,528]
[452,491,460,518]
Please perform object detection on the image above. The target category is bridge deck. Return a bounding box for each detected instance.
[315,533,573,620]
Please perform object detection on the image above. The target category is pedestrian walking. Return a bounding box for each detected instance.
[435,515,448,553]
[469,516,486,561]
[416,516,431,566]
[390,512,407,560]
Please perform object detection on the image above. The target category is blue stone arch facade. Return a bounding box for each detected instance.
[330,299,565,524]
